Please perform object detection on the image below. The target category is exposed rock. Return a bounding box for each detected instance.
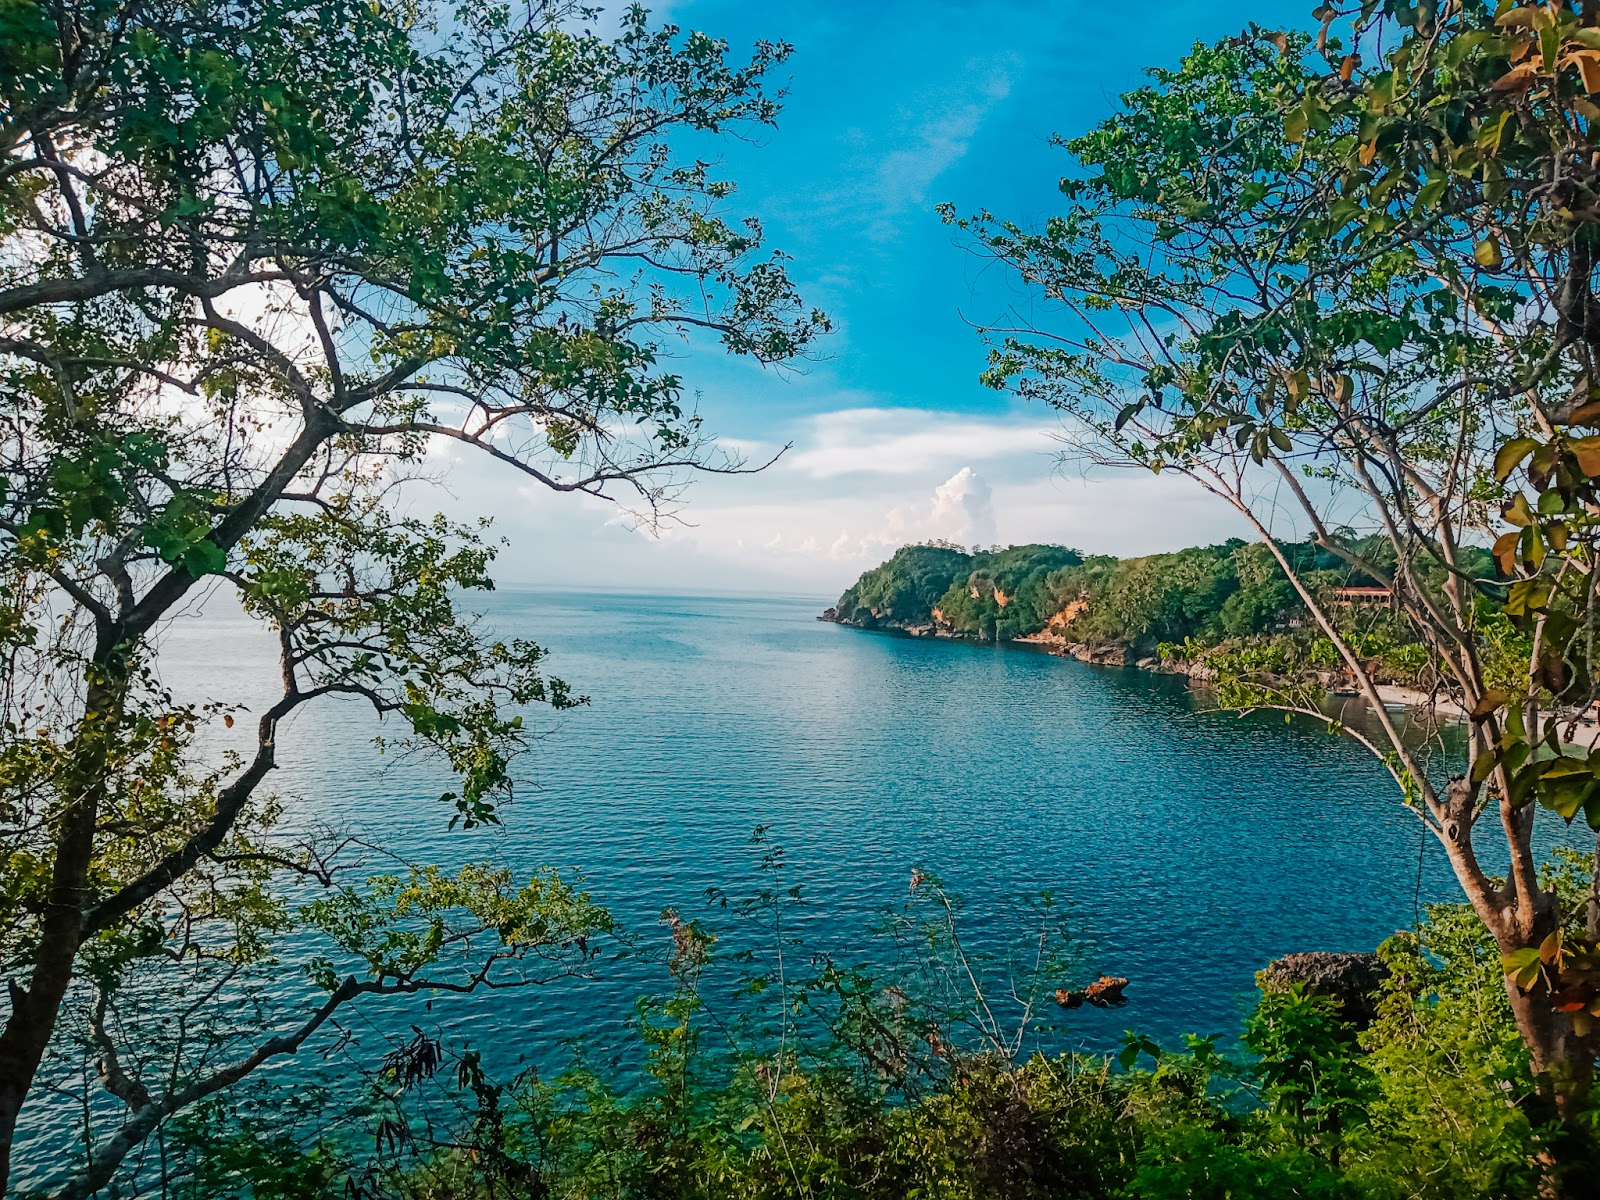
[1054,975,1130,1009]
[1014,595,1090,648]
[819,607,838,622]
[1258,951,1389,1025]
[1084,975,1129,1005]
[1066,643,1128,667]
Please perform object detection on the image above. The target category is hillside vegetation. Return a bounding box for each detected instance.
[827,539,1505,692]
[830,539,1344,648]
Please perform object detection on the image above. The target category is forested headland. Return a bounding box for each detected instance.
[825,539,1521,699]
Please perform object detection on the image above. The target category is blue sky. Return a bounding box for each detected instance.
[476,0,1317,594]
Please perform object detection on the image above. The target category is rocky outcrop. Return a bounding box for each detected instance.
[1064,643,1128,667]
[1014,596,1089,648]
[1258,951,1389,1025]
[1054,976,1130,1009]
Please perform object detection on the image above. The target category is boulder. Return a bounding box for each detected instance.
[1068,644,1129,667]
[1084,975,1129,1005]
[1258,951,1388,1025]
[1054,975,1130,1009]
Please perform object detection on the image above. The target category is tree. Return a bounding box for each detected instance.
[945,7,1600,1169]
[0,0,826,1192]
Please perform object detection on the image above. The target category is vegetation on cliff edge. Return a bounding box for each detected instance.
[828,540,1513,688]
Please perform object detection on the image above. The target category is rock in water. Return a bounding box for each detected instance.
[1054,975,1130,1009]
[1258,951,1388,1025]
[1084,975,1129,1005]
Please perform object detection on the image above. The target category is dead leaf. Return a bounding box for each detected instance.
[1492,62,1539,92]
[1571,435,1600,475]
[1494,530,1520,575]
[1569,48,1600,92]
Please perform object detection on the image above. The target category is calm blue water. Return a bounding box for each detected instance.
[20,588,1499,1187]
[256,589,1466,1049]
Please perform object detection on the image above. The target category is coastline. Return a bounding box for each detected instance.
[820,611,1600,743]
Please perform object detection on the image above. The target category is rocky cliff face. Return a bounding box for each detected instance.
[821,601,955,640]
[1012,595,1089,648]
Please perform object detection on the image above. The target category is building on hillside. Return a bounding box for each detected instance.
[1331,586,1392,607]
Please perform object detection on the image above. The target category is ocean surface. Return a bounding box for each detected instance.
[188,587,1477,1045]
[20,587,1521,1185]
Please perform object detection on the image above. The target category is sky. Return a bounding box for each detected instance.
[470,0,1317,596]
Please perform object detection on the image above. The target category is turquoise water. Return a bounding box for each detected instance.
[257,588,1465,1050]
[21,588,1492,1186]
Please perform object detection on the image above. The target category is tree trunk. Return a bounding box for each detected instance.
[1506,978,1600,1190]
[0,662,125,1191]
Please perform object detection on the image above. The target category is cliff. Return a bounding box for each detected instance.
[825,543,1084,641]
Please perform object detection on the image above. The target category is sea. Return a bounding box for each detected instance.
[16,587,1523,1188]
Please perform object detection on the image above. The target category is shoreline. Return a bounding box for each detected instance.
[821,613,1600,743]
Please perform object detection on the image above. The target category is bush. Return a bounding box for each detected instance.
[171,868,1577,1200]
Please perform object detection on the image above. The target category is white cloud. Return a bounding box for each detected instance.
[411,402,1253,596]
[872,60,1015,220]
[928,467,995,546]
[829,465,998,559]
[787,407,1055,478]
[773,53,1020,248]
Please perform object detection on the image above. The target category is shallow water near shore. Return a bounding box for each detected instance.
[18,587,1573,1185]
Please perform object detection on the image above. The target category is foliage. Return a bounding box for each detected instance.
[930,544,1086,642]
[1344,903,1545,1199]
[161,862,1572,1200]
[831,538,1426,675]
[832,543,980,629]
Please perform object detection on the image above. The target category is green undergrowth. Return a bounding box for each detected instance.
[163,841,1572,1200]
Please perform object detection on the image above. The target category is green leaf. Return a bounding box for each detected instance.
[181,540,227,578]
[1502,946,1543,990]
[1471,749,1499,785]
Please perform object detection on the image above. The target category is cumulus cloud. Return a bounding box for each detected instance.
[419,403,1251,595]
[928,467,996,547]
[820,466,997,562]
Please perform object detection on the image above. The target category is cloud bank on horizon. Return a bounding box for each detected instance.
[431,402,1254,597]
